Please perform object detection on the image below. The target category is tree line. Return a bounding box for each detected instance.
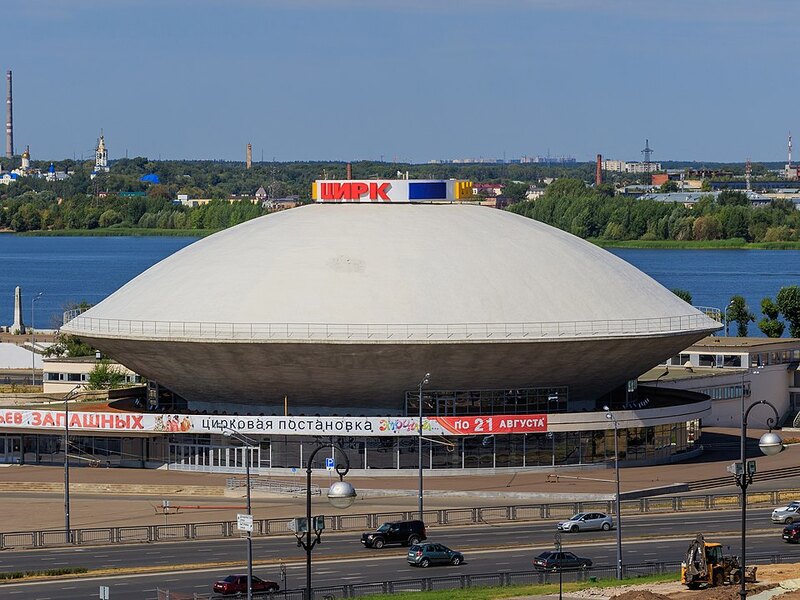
[673,287,800,338]
[1,162,799,241]
[508,179,800,243]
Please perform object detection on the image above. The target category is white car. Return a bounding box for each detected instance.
[556,512,614,532]
[772,501,800,524]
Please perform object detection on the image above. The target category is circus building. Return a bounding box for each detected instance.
[5,179,720,472]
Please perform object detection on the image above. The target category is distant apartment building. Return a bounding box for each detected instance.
[520,155,577,164]
[602,159,662,174]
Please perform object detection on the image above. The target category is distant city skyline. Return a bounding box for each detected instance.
[2,0,798,163]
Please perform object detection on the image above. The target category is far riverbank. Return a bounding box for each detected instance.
[3,228,798,248]
[591,237,800,250]
[10,228,216,238]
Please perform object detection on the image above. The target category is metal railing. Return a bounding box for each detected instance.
[4,488,799,551]
[226,477,321,496]
[61,312,719,342]
[154,553,792,600]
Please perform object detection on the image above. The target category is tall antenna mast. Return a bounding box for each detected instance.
[745,158,752,191]
[5,70,13,158]
[641,139,653,165]
[789,132,793,168]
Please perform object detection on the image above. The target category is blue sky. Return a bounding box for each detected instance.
[2,0,797,163]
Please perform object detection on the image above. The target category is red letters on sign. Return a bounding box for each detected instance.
[370,182,390,200]
[319,181,392,201]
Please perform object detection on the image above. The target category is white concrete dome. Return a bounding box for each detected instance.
[66,203,714,334]
[63,203,720,410]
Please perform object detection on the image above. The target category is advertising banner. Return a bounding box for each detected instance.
[0,409,547,437]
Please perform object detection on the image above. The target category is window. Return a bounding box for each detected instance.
[723,355,743,367]
[699,354,715,367]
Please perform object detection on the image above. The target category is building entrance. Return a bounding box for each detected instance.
[0,435,23,464]
[168,442,264,473]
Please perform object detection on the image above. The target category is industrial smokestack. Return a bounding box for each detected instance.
[246,143,252,169]
[346,162,352,180]
[596,154,602,187]
[5,70,13,158]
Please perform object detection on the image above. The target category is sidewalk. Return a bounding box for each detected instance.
[1,428,798,532]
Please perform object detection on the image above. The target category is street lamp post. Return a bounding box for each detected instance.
[295,442,357,600]
[733,400,783,600]
[31,292,42,386]
[725,300,735,337]
[223,429,257,600]
[63,384,81,543]
[603,406,623,580]
[418,372,430,520]
[554,532,563,600]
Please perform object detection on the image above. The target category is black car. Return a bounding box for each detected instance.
[533,550,593,571]
[783,522,800,543]
[361,520,427,549]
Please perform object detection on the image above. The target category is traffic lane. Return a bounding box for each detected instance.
[0,509,785,573]
[4,533,800,600]
[0,508,788,573]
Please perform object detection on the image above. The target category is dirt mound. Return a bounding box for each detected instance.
[611,591,672,600]
[666,584,778,600]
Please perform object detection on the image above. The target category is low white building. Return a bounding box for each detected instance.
[43,356,141,394]
[641,337,800,429]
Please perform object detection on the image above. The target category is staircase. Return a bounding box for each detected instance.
[687,464,800,491]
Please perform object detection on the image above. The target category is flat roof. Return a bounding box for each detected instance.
[639,365,739,383]
[43,356,119,364]
[686,336,800,352]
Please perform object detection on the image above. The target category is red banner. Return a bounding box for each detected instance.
[432,414,547,435]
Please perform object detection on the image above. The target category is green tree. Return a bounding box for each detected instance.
[86,360,126,390]
[43,333,95,358]
[659,180,679,193]
[98,209,121,228]
[692,215,722,240]
[758,297,785,338]
[726,295,754,337]
[671,288,693,304]
[776,285,800,337]
[502,182,529,203]
[716,190,749,206]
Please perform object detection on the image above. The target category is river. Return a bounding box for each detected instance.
[0,235,797,336]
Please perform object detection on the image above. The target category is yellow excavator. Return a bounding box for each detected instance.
[681,534,757,589]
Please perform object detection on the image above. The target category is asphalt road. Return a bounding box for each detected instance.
[2,508,799,599]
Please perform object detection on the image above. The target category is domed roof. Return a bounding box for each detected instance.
[65,203,717,341]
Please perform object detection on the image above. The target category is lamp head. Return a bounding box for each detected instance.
[603,405,610,411]
[327,480,357,509]
[221,429,233,438]
[759,431,784,456]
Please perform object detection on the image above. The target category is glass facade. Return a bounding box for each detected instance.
[405,386,570,416]
[0,420,700,471]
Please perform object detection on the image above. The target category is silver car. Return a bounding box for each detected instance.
[772,501,800,524]
[556,512,614,532]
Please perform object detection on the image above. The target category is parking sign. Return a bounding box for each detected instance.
[325,457,335,470]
